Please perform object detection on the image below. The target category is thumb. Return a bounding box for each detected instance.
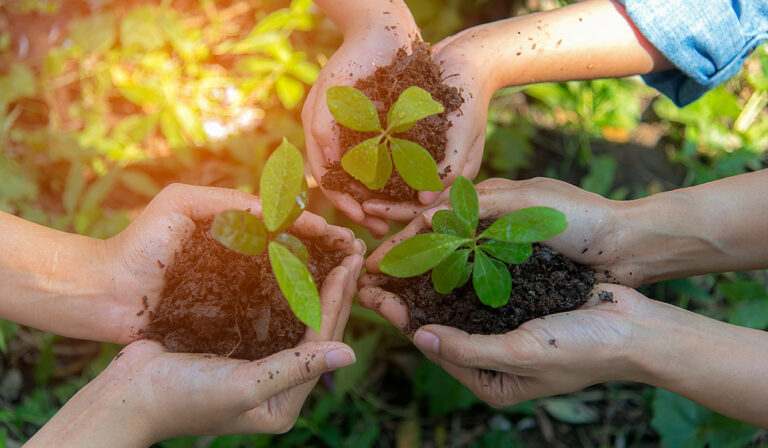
[244,342,356,406]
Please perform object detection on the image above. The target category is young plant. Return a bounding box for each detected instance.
[379,176,568,308]
[326,85,445,191]
[211,138,320,330]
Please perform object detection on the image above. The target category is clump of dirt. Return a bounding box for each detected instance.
[380,221,596,334]
[141,219,347,361]
[321,40,464,202]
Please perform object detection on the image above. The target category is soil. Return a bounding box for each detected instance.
[380,221,596,335]
[321,40,464,202]
[141,219,347,361]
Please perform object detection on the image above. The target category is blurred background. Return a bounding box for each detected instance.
[1,0,767,446]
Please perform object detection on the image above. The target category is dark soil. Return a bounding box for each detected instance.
[141,219,348,361]
[381,222,596,335]
[321,40,464,202]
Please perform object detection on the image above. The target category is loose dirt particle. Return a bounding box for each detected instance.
[598,291,615,303]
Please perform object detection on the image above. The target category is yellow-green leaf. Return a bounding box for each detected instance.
[387,86,444,133]
[261,138,304,232]
[341,137,391,190]
[390,138,442,191]
[276,75,305,109]
[327,86,383,132]
[269,242,321,331]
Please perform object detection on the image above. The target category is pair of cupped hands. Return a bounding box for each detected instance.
[42,174,651,445]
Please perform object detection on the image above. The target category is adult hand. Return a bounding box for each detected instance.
[28,243,364,446]
[358,282,645,408]
[302,7,421,238]
[362,177,638,287]
[105,183,364,344]
[360,27,496,222]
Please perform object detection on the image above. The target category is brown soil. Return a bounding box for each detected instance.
[141,219,347,361]
[381,222,596,334]
[321,40,464,202]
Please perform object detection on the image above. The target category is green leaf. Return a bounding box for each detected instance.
[387,86,444,133]
[431,249,471,294]
[380,233,471,277]
[260,138,305,232]
[341,137,391,190]
[63,160,85,214]
[390,138,442,191]
[432,209,471,238]
[211,210,268,255]
[326,86,383,132]
[276,75,305,109]
[273,233,309,264]
[120,6,166,51]
[272,177,309,234]
[581,154,617,196]
[0,157,37,204]
[449,176,479,233]
[173,103,205,145]
[69,12,116,54]
[473,250,512,308]
[479,207,567,243]
[269,242,321,331]
[119,170,161,198]
[288,60,320,84]
[479,240,533,264]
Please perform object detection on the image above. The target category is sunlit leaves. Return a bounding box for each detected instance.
[327,86,383,132]
[211,210,268,255]
[69,12,116,54]
[260,138,305,232]
[0,64,35,106]
[327,85,446,192]
[276,76,305,109]
[273,232,310,264]
[387,86,444,133]
[269,242,321,331]
[380,233,472,277]
[121,6,166,51]
[479,207,567,243]
[390,138,443,191]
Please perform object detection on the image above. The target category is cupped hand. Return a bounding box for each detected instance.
[303,19,421,238]
[28,252,363,446]
[103,183,364,344]
[357,281,648,408]
[363,177,640,287]
[361,27,497,222]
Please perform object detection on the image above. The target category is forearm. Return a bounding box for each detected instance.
[617,169,768,283]
[0,212,120,340]
[449,0,671,92]
[313,0,418,39]
[630,299,768,427]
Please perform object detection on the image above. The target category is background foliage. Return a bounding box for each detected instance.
[1,0,767,446]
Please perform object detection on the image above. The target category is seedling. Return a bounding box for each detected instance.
[379,176,568,308]
[326,85,444,191]
[211,138,321,330]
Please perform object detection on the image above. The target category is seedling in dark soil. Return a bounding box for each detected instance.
[380,176,568,308]
[326,85,444,191]
[211,138,321,330]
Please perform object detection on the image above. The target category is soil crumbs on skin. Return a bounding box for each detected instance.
[141,219,346,361]
[382,223,595,334]
[321,40,464,202]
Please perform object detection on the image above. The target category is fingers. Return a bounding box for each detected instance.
[357,285,410,331]
[159,183,262,220]
[362,199,430,221]
[243,341,356,407]
[412,325,512,372]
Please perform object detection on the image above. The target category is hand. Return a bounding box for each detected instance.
[28,245,364,446]
[302,13,421,238]
[358,282,646,408]
[362,177,640,287]
[360,27,496,222]
[104,183,363,344]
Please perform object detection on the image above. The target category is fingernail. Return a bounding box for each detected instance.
[422,205,449,224]
[414,330,440,354]
[325,348,356,370]
[356,238,367,255]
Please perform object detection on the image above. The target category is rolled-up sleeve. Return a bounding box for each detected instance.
[617,0,768,106]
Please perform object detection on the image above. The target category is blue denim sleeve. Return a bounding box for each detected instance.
[616,0,768,106]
